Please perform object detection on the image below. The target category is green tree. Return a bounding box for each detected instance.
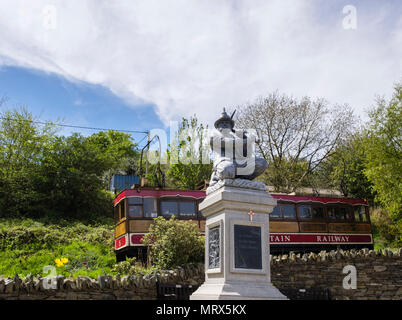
[39,131,138,218]
[0,107,56,216]
[38,133,114,218]
[0,104,139,219]
[363,83,401,245]
[313,133,374,199]
[86,130,140,188]
[167,116,212,190]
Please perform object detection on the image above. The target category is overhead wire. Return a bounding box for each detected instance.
[0,115,149,135]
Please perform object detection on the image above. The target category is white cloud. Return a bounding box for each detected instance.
[0,0,400,126]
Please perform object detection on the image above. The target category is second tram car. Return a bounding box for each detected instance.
[113,187,373,262]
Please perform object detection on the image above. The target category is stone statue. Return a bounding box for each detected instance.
[207,108,268,194]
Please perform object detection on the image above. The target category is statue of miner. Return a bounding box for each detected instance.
[209,108,268,188]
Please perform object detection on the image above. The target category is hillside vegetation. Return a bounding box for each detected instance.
[0,216,116,279]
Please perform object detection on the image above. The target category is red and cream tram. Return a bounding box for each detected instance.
[113,188,373,261]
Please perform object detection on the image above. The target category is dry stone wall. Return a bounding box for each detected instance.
[271,248,402,300]
[0,263,204,300]
[0,249,401,300]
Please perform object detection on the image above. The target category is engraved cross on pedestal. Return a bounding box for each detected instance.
[248,209,255,221]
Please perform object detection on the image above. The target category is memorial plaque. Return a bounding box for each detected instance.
[234,224,262,269]
[208,226,220,269]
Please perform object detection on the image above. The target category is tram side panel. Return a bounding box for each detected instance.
[269,221,373,254]
[114,192,374,260]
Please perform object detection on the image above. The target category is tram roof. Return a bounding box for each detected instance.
[114,188,368,206]
[114,188,206,205]
[271,193,368,206]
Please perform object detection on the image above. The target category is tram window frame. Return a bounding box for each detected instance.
[353,205,369,223]
[126,197,158,219]
[159,198,198,219]
[340,206,353,221]
[178,200,197,219]
[297,204,326,220]
[269,203,297,220]
[119,200,126,220]
[298,205,313,220]
[282,204,297,220]
[269,205,282,219]
[160,199,179,218]
[127,197,143,218]
[143,198,158,218]
[311,206,326,220]
[327,206,338,220]
[327,205,353,221]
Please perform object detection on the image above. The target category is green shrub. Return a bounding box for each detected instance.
[0,217,114,251]
[111,257,155,275]
[141,216,204,269]
[371,207,402,249]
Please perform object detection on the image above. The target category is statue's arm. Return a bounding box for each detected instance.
[243,130,259,144]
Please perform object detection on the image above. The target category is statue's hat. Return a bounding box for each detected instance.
[214,108,235,129]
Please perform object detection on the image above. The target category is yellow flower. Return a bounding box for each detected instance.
[56,262,64,267]
[61,258,68,264]
[54,258,61,264]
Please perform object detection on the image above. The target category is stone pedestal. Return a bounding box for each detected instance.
[190,183,287,300]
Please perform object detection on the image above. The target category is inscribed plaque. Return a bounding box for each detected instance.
[234,224,262,269]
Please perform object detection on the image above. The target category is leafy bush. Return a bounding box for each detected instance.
[111,257,155,275]
[141,216,204,269]
[371,208,402,249]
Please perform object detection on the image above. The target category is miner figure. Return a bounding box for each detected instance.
[209,108,268,187]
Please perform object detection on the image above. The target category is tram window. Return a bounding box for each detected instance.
[127,197,142,218]
[114,205,119,222]
[161,200,179,217]
[270,206,281,218]
[180,201,196,217]
[282,205,296,219]
[144,198,157,218]
[354,206,368,222]
[128,205,142,218]
[120,201,126,219]
[328,206,351,220]
[354,206,361,221]
[299,205,312,219]
[342,207,353,220]
[327,206,338,219]
[362,208,368,222]
[127,197,142,205]
[338,207,351,220]
[312,207,324,219]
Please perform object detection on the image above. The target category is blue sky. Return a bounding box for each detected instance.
[0,0,401,146]
[0,66,161,146]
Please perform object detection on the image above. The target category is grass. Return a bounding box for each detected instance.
[0,215,118,279]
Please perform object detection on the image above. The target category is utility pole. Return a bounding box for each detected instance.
[145,131,150,176]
